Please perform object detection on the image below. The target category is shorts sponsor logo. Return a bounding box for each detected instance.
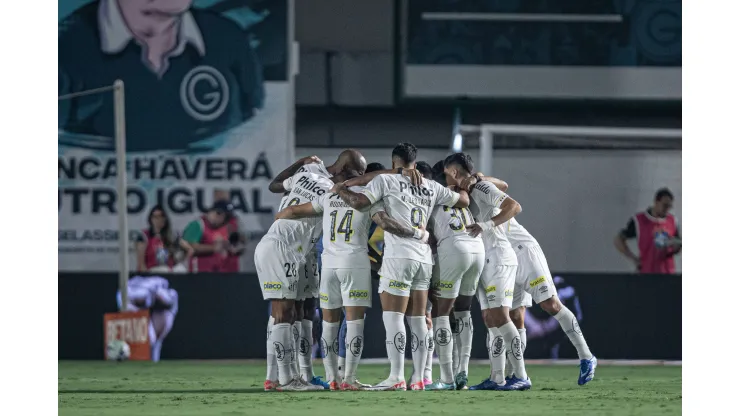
[393,332,406,353]
[299,337,310,356]
[529,276,546,288]
[263,282,282,290]
[349,290,369,299]
[319,293,329,302]
[350,336,363,357]
[504,289,514,298]
[485,285,497,294]
[437,281,454,290]
[491,336,504,357]
[511,337,523,360]
[273,342,286,361]
[389,280,410,290]
[435,328,452,346]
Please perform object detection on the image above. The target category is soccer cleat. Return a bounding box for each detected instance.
[409,380,425,391]
[309,375,330,390]
[469,378,515,391]
[454,371,468,390]
[264,380,278,391]
[340,380,366,391]
[578,356,598,386]
[354,380,372,388]
[328,380,340,391]
[277,377,322,392]
[505,376,532,391]
[425,380,455,391]
[423,377,433,387]
[366,378,407,391]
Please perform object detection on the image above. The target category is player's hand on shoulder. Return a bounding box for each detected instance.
[331,181,347,193]
[301,155,322,165]
[403,168,423,186]
[460,176,479,192]
[466,223,483,237]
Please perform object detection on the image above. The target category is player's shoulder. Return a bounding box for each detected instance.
[473,180,497,193]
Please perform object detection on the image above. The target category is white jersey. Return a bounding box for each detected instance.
[362,174,460,264]
[506,217,539,249]
[313,186,383,269]
[429,205,485,254]
[469,181,517,265]
[296,162,332,178]
[266,171,333,261]
[128,275,169,292]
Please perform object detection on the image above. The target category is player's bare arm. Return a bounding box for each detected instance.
[274,202,320,220]
[371,211,416,239]
[268,155,322,193]
[342,167,423,187]
[332,183,373,210]
[466,196,522,237]
[453,189,470,208]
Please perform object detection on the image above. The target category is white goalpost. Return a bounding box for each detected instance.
[58,80,129,309]
[457,124,682,177]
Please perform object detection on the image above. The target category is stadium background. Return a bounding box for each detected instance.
[58,0,681,362]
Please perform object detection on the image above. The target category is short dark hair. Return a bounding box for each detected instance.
[655,188,674,201]
[391,142,417,165]
[415,161,434,179]
[366,162,386,173]
[443,152,474,174]
[431,160,446,186]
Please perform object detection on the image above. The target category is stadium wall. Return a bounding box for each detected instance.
[59,273,681,361]
[298,147,682,273]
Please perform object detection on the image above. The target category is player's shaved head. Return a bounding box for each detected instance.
[333,149,367,180]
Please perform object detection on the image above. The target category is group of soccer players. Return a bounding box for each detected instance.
[255,143,597,392]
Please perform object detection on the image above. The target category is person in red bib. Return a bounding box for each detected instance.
[183,201,244,273]
[136,205,194,273]
[614,188,681,274]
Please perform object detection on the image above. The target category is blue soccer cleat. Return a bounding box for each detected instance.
[505,376,532,391]
[578,356,597,386]
[310,375,330,390]
[469,378,515,391]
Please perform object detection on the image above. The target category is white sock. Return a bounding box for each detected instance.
[487,327,507,384]
[272,323,295,385]
[499,321,528,380]
[266,317,277,381]
[406,315,429,383]
[432,316,454,383]
[299,319,315,380]
[383,311,406,380]
[424,329,434,381]
[291,322,301,378]
[344,319,365,382]
[505,328,526,378]
[454,311,473,374]
[553,306,593,360]
[321,321,340,383]
[338,356,346,379]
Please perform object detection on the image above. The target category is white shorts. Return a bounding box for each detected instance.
[298,250,320,300]
[512,245,557,308]
[378,258,432,296]
[319,267,372,309]
[432,251,485,299]
[476,257,517,309]
[254,239,299,300]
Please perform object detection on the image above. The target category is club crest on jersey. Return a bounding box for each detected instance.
[296,176,327,195]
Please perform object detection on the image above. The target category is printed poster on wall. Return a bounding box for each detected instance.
[58,0,292,272]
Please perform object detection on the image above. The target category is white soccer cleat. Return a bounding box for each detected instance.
[340,379,367,391]
[297,376,325,390]
[276,377,320,392]
[365,378,407,391]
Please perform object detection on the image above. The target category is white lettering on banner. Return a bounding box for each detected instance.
[106,318,149,344]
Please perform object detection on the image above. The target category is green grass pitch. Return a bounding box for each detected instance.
[58,361,681,415]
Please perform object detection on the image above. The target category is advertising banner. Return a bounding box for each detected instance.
[103,310,151,361]
[58,0,292,272]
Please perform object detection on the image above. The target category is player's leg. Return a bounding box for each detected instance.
[427,252,463,388]
[368,259,413,391]
[506,275,531,379]
[319,268,342,389]
[451,251,484,389]
[526,245,596,385]
[337,315,347,381]
[405,262,433,390]
[300,256,325,387]
[265,315,278,389]
[338,267,371,390]
[149,288,178,362]
[423,302,434,386]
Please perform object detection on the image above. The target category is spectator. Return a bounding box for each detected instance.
[614,188,681,274]
[136,205,193,273]
[182,201,244,272]
[213,189,247,272]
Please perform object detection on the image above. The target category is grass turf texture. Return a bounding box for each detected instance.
[59,361,681,416]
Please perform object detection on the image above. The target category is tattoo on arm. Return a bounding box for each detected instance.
[337,188,370,209]
[373,212,415,238]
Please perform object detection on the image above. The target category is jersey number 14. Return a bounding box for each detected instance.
[329,210,355,242]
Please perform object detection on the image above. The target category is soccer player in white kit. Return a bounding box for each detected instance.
[424,158,485,391]
[264,152,366,390]
[257,152,366,391]
[116,275,178,363]
[332,143,471,391]
[476,175,598,386]
[442,153,531,391]
[275,185,421,390]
